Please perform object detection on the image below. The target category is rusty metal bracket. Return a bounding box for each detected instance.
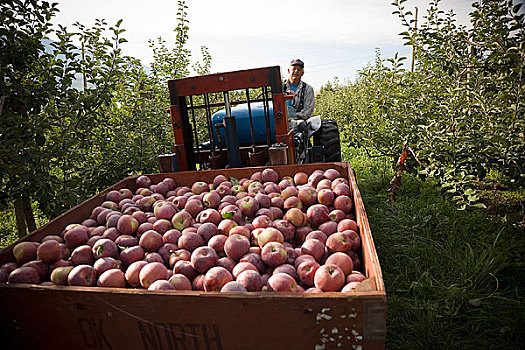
[363,300,387,342]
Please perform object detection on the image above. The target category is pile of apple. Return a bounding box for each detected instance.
[1,168,367,293]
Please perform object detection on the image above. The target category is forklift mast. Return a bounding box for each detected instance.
[165,66,295,171]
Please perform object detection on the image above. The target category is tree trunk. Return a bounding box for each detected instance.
[22,196,36,232]
[13,196,36,238]
[14,198,27,238]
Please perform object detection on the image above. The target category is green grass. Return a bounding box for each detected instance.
[0,202,48,249]
[0,208,19,249]
[344,148,524,349]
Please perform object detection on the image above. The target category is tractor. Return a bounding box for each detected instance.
[159,66,341,172]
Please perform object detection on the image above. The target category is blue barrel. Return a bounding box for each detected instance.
[211,102,276,146]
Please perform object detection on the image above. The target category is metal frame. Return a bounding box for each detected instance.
[167,66,294,171]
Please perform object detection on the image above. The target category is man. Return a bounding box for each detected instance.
[283,58,315,120]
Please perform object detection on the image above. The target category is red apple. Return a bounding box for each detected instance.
[316,179,332,190]
[208,234,228,254]
[191,181,210,195]
[139,230,163,252]
[239,253,265,274]
[257,227,284,248]
[93,257,123,276]
[261,242,287,267]
[261,168,279,183]
[21,260,48,282]
[97,269,127,288]
[64,225,90,249]
[221,281,247,292]
[341,281,361,292]
[236,270,263,291]
[144,252,164,264]
[197,209,221,225]
[224,234,251,261]
[300,238,325,262]
[69,245,94,266]
[228,225,250,239]
[273,263,297,280]
[314,264,345,292]
[203,266,233,292]
[268,273,299,292]
[8,266,40,284]
[191,246,219,273]
[50,266,74,285]
[36,240,62,264]
[325,252,353,276]
[284,208,306,227]
[345,230,361,252]
[169,274,192,290]
[317,189,334,206]
[333,183,351,197]
[197,222,218,242]
[318,221,338,236]
[272,219,295,242]
[171,210,193,231]
[153,201,177,220]
[294,172,308,186]
[185,199,204,218]
[326,231,352,253]
[308,173,325,188]
[251,216,272,231]
[323,169,341,181]
[92,238,118,259]
[297,259,320,287]
[284,196,303,210]
[178,231,204,252]
[163,229,182,244]
[139,262,168,289]
[168,249,191,268]
[238,196,259,217]
[232,262,258,278]
[136,175,152,188]
[120,246,145,267]
[334,195,353,213]
[337,219,358,233]
[216,256,236,272]
[347,270,366,283]
[68,264,96,286]
[115,235,138,248]
[125,260,148,287]
[173,260,197,280]
[306,230,327,243]
[306,204,330,228]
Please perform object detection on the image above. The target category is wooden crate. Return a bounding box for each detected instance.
[0,162,386,349]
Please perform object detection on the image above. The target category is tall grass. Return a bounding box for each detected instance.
[345,147,524,349]
[0,202,48,249]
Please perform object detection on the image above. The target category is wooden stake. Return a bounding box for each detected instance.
[411,7,419,73]
[82,42,87,93]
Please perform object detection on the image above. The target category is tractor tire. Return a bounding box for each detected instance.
[313,120,342,162]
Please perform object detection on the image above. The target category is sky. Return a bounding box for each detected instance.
[51,0,474,90]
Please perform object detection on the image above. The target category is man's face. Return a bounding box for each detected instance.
[288,65,304,81]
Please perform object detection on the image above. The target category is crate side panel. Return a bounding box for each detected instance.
[0,285,385,350]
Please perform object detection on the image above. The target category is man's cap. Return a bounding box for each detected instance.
[290,58,304,68]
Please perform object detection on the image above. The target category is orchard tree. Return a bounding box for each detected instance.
[315,0,525,209]
[0,0,212,238]
[0,0,60,235]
